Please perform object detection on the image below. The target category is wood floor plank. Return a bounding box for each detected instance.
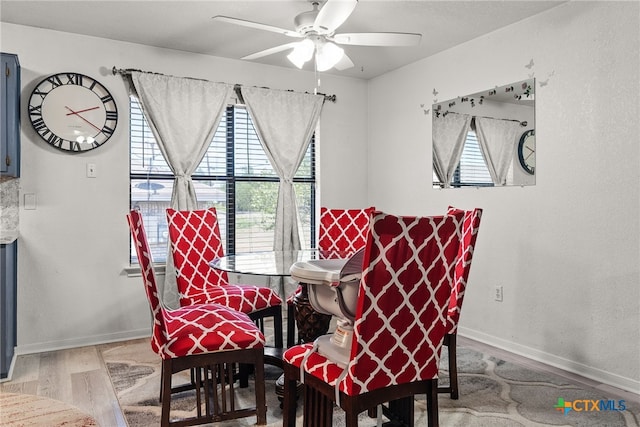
[0,379,38,395]
[71,369,125,427]
[65,345,103,374]
[37,350,72,403]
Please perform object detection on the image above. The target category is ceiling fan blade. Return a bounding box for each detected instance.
[313,0,358,34]
[242,42,301,60]
[333,32,422,46]
[334,52,354,71]
[212,15,301,38]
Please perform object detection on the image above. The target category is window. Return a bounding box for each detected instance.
[130,97,316,263]
[433,130,493,188]
[453,130,493,187]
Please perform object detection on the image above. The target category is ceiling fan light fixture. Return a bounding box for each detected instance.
[217,0,414,74]
[315,40,344,72]
[287,38,315,68]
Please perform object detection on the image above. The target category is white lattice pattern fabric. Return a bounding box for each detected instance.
[166,208,282,312]
[445,207,483,333]
[293,211,463,399]
[127,210,265,360]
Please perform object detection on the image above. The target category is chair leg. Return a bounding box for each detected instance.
[159,362,164,403]
[273,306,284,348]
[426,380,439,427]
[448,334,459,399]
[160,359,172,427]
[253,352,267,425]
[345,410,359,427]
[388,396,414,427]
[283,362,299,427]
[287,302,296,347]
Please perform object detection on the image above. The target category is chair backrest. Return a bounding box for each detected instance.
[126,209,166,355]
[446,207,483,333]
[318,207,375,256]
[339,210,464,396]
[166,208,230,305]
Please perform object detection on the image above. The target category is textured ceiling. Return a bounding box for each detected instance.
[0,0,566,79]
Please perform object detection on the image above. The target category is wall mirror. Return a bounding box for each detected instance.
[432,78,535,188]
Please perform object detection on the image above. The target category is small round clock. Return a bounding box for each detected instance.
[517,129,535,175]
[28,72,118,153]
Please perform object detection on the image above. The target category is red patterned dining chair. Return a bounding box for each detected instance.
[317,206,376,256]
[438,206,483,399]
[166,208,284,352]
[286,206,375,346]
[126,209,267,426]
[282,210,464,427]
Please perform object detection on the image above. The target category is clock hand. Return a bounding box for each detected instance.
[65,106,100,115]
[65,106,101,132]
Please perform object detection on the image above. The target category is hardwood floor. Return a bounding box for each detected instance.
[1,337,638,426]
[0,341,128,427]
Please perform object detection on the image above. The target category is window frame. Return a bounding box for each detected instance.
[129,98,317,263]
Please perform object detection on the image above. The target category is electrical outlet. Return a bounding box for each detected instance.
[494,285,503,302]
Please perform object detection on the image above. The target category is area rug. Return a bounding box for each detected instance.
[101,339,639,426]
[0,392,98,426]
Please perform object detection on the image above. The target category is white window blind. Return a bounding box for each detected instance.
[433,130,493,188]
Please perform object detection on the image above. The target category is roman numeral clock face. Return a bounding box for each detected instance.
[28,73,118,153]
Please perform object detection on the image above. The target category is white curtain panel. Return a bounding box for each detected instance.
[432,113,472,188]
[474,117,521,186]
[241,86,324,251]
[130,72,232,208]
[129,72,232,307]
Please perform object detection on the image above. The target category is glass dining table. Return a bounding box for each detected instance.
[210,249,351,346]
[210,249,350,403]
[211,250,321,280]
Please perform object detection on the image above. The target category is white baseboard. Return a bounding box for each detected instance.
[15,328,150,356]
[0,351,18,383]
[459,326,640,395]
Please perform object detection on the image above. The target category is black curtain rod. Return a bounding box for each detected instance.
[436,110,527,127]
[111,66,336,103]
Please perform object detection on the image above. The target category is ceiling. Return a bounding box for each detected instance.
[0,0,566,80]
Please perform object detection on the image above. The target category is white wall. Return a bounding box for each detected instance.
[1,23,369,353]
[3,1,639,395]
[368,2,639,393]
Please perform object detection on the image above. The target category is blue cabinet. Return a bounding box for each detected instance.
[0,241,17,379]
[1,53,20,177]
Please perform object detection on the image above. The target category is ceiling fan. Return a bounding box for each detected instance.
[212,0,421,72]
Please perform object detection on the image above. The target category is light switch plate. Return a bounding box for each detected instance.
[86,163,97,178]
[24,193,36,210]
